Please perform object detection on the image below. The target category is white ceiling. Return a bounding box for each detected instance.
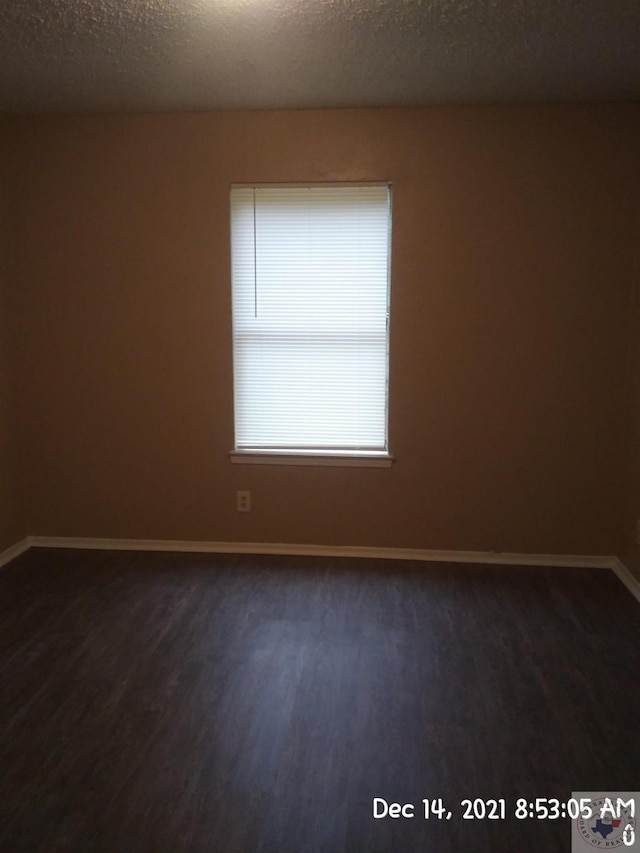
[1,0,639,114]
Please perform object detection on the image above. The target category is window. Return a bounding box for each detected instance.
[229,184,392,467]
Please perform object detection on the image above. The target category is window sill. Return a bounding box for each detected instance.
[229,450,394,468]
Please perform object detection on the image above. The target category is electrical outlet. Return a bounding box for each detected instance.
[237,490,251,513]
[636,519,640,546]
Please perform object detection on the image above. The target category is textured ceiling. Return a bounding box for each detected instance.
[1,0,639,114]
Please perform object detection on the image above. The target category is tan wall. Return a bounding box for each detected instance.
[620,204,640,579]
[6,105,638,554]
[0,125,23,551]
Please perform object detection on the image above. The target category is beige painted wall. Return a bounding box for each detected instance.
[0,125,23,551]
[5,105,638,555]
[621,204,640,578]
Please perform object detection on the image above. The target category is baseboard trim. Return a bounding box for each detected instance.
[6,536,638,603]
[28,535,615,570]
[610,557,640,604]
[0,537,31,569]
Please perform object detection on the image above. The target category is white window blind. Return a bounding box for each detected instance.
[230,184,391,454]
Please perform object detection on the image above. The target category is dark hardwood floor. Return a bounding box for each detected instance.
[0,547,638,852]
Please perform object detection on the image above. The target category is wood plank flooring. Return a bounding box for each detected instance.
[0,548,638,852]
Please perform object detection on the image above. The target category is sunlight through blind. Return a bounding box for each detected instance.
[230,185,391,452]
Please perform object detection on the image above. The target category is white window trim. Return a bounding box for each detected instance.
[229,450,394,468]
[229,182,393,466]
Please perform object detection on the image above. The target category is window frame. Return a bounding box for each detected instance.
[228,182,394,468]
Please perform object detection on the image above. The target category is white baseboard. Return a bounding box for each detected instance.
[4,535,638,603]
[0,537,31,569]
[28,535,615,569]
[610,557,640,604]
